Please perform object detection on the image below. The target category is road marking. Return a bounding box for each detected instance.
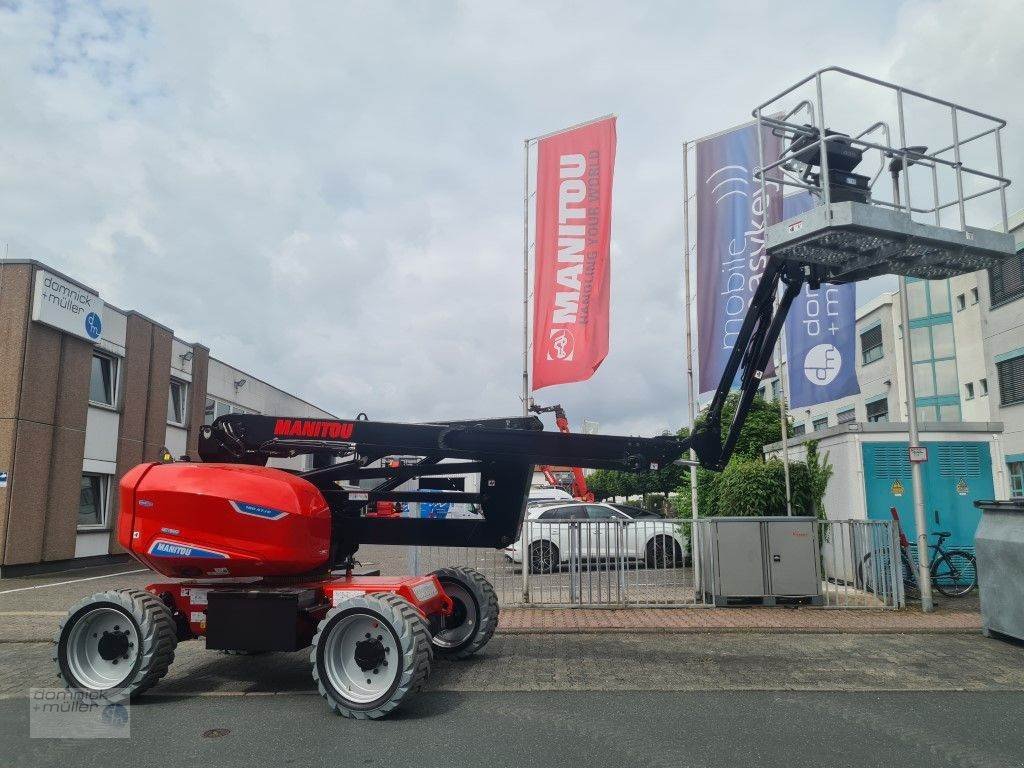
[0,569,147,595]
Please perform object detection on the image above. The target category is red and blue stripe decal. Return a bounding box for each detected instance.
[148,539,229,559]
[230,500,288,521]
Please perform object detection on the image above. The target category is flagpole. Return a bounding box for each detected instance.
[682,140,701,589]
[523,138,531,417]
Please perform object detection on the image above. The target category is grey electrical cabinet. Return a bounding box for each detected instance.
[696,517,822,606]
[974,499,1024,642]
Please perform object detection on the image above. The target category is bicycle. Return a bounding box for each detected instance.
[858,508,977,598]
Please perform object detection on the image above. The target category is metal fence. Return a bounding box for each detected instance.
[819,519,905,609]
[412,517,903,609]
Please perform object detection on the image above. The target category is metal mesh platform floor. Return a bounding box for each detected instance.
[767,201,1016,283]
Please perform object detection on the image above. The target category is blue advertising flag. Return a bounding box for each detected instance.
[782,193,861,408]
[695,122,782,394]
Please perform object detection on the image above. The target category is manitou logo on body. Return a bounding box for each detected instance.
[272,419,354,439]
[148,539,229,559]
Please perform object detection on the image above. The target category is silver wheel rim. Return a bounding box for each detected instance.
[322,612,400,705]
[64,607,139,691]
[433,581,478,649]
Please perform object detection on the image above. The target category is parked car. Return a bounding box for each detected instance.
[528,484,574,502]
[505,502,688,573]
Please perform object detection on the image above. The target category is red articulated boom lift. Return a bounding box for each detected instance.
[53,69,1015,719]
[528,403,594,502]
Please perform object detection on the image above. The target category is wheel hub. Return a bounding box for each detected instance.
[97,630,130,662]
[353,637,386,672]
[433,581,478,650]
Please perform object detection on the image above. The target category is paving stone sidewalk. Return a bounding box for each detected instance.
[498,606,982,633]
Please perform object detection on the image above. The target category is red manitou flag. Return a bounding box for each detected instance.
[531,117,616,391]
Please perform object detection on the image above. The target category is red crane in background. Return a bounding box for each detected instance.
[528,403,594,502]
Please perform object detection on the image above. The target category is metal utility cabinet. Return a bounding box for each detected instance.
[696,517,822,606]
[973,499,1024,642]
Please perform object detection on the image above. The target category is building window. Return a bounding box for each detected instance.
[970,287,979,305]
[980,378,989,396]
[837,408,855,424]
[203,396,255,425]
[989,250,1024,306]
[866,398,889,423]
[78,473,110,529]
[997,353,1024,406]
[1010,462,1024,498]
[88,353,118,407]
[771,379,780,400]
[168,379,188,426]
[964,382,975,400]
[791,423,805,436]
[812,417,829,432]
[955,293,966,311]
[861,326,883,365]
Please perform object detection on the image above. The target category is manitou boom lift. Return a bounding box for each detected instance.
[528,403,595,501]
[54,68,1015,719]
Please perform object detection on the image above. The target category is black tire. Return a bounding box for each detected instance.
[646,536,683,569]
[528,540,559,574]
[311,593,431,720]
[429,567,499,660]
[54,588,177,701]
[932,550,977,597]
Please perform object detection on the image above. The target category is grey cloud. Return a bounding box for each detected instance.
[1,0,1021,436]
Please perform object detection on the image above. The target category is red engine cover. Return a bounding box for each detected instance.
[119,463,331,578]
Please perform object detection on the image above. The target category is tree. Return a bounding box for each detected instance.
[647,461,686,500]
[692,392,787,462]
[804,439,834,519]
[586,469,615,501]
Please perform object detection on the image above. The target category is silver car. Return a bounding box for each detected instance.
[505,502,688,573]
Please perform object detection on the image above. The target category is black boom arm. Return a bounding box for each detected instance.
[195,256,804,555]
[688,259,806,470]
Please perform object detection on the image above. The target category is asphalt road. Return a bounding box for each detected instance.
[3,690,1023,768]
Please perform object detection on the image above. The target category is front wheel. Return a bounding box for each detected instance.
[932,550,977,597]
[311,593,431,720]
[429,567,499,659]
[54,589,177,701]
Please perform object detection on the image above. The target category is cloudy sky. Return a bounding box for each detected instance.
[1,1,1022,436]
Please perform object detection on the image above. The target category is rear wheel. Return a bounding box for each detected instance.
[54,589,177,701]
[646,536,683,568]
[932,550,977,597]
[429,567,499,659]
[311,593,431,719]
[528,540,559,574]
